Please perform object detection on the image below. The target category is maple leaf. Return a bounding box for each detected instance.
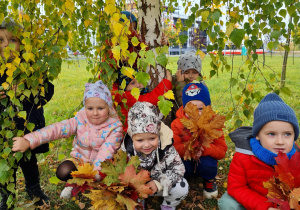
[82,150,151,210]
[264,151,300,210]
[119,165,152,199]
[67,183,93,197]
[71,162,98,179]
[180,103,225,160]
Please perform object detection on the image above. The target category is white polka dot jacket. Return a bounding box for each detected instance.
[122,123,185,196]
[23,108,123,173]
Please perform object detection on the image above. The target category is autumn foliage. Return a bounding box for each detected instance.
[180,103,225,161]
[67,150,152,210]
[263,151,300,210]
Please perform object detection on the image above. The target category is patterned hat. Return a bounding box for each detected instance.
[83,80,113,107]
[182,82,211,107]
[252,93,299,140]
[127,102,161,137]
[177,50,202,74]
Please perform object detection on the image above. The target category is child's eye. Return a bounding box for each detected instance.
[198,108,203,111]
[284,133,291,136]
[98,108,103,110]
[150,137,156,140]
[10,39,17,43]
[88,108,93,110]
[268,133,275,136]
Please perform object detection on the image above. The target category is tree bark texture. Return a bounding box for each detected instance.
[138,0,166,91]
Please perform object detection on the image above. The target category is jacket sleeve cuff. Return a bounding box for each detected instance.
[153,180,163,192]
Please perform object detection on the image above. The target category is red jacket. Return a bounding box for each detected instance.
[171,106,227,160]
[228,152,277,210]
[113,79,172,133]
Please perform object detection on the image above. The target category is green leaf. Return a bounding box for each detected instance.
[17,111,26,120]
[270,30,281,40]
[229,29,245,48]
[211,11,221,22]
[267,42,274,50]
[144,50,156,66]
[5,131,13,139]
[14,152,23,162]
[287,6,296,16]
[280,87,291,96]
[52,46,60,53]
[49,176,60,185]
[179,35,188,44]
[157,96,173,117]
[135,72,150,88]
[230,78,238,87]
[3,147,11,155]
[156,53,167,67]
[130,88,140,101]
[58,154,66,161]
[26,123,35,132]
[279,9,286,17]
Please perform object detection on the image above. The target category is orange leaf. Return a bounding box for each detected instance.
[180,103,225,160]
[119,165,152,199]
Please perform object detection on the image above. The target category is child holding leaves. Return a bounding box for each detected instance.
[218,93,300,210]
[12,80,123,199]
[171,82,227,199]
[0,18,54,207]
[122,102,188,210]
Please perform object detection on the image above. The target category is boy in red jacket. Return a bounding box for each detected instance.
[171,82,227,199]
[218,93,300,210]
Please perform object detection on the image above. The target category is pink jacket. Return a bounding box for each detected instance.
[24,108,123,172]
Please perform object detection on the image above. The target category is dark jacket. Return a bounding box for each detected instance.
[0,70,54,154]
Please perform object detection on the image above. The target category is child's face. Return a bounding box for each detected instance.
[185,100,205,117]
[132,133,159,155]
[0,29,21,59]
[84,97,110,125]
[183,69,200,82]
[256,121,295,154]
[125,79,144,91]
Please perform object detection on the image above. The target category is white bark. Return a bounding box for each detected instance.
[137,0,165,90]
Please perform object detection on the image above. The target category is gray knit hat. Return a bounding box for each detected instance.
[252,93,299,140]
[177,50,202,74]
[0,17,23,30]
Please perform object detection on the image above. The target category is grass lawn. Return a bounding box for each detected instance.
[15,54,300,209]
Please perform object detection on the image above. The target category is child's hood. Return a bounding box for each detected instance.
[175,106,186,119]
[229,126,254,155]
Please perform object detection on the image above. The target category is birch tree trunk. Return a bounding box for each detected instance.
[137,0,166,91]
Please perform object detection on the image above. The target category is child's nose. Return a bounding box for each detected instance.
[276,136,284,144]
[1,40,8,47]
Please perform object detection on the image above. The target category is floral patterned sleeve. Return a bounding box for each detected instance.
[151,146,185,191]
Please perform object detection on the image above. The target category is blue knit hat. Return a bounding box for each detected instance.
[252,93,299,140]
[182,82,211,107]
[120,11,137,23]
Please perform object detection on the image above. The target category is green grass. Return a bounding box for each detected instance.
[15,54,300,209]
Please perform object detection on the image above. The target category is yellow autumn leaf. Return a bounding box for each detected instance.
[202,11,209,21]
[140,43,147,50]
[131,88,140,100]
[104,1,116,15]
[131,36,139,47]
[84,19,92,28]
[247,84,254,92]
[197,50,206,60]
[163,90,175,100]
[111,46,121,62]
[226,22,234,37]
[86,0,93,5]
[5,63,16,77]
[113,23,124,37]
[71,162,98,179]
[121,67,135,79]
[112,13,121,22]
[230,11,238,18]
[65,0,75,12]
[23,14,30,22]
[120,41,128,52]
[1,82,9,90]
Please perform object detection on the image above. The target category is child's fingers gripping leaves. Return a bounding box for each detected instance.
[12,137,30,152]
[146,180,158,195]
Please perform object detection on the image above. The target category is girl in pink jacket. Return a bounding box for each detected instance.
[12,80,123,199]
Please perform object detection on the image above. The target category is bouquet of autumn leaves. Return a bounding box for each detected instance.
[263,151,300,210]
[66,150,152,210]
[180,103,225,161]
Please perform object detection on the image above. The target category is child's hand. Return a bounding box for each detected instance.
[12,137,30,152]
[176,69,185,82]
[195,147,204,159]
[161,32,168,46]
[268,208,279,210]
[166,70,172,82]
[146,180,158,195]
